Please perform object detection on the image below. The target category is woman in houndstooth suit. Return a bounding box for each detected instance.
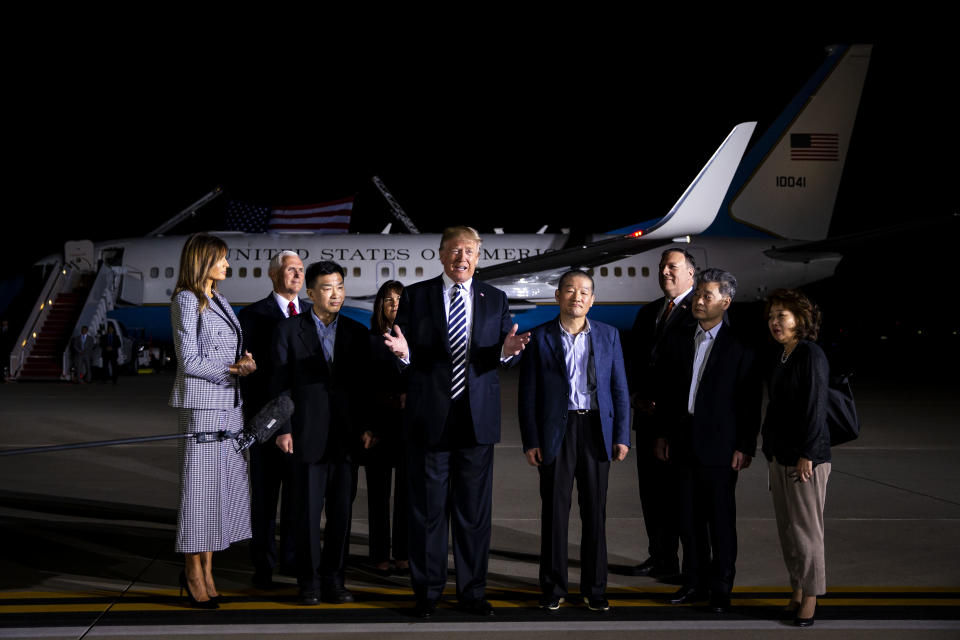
[169,233,257,608]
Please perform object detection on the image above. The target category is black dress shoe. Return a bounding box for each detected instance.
[539,595,564,611]
[584,596,610,612]
[649,562,681,578]
[627,557,657,576]
[794,603,816,627]
[414,598,438,618]
[299,589,321,606]
[669,585,708,605]
[709,593,731,613]
[321,586,355,604]
[460,598,495,617]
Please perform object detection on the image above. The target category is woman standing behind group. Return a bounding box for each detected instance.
[762,289,831,627]
[169,233,256,608]
[359,280,409,575]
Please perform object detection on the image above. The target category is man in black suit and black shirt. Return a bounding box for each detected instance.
[239,250,310,588]
[627,248,697,578]
[654,268,761,613]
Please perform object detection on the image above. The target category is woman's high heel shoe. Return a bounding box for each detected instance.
[179,570,218,609]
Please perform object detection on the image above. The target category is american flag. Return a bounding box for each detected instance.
[225,196,354,234]
[790,133,839,161]
[269,196,354,233]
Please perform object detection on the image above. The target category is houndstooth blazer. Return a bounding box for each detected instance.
[169,290,244,410]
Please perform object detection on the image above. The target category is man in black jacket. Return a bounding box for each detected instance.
[239,251,310,589]
[654,268,760,613]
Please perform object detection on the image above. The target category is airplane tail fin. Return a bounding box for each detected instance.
[708,44,873,240]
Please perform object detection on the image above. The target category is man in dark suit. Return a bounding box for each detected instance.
[272,260,370,606]
[71,326,97,383]
[99,324,122,384]
[654,268,761,613]
[627,248,697,578]
[384,226,530,618]
[519,270,630,612]
[239,250,310,588]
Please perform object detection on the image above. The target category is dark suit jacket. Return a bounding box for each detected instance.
[271,311,370,464]
[519,318,631,466]
[655,321,761,466]
[239,293,312,420]
[629,294,696,435]
[395,276,517,446]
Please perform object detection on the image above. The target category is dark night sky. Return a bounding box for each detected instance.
[4,42,957,335]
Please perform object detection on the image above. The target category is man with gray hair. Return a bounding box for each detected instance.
[239,250,310,588]
[653,268,760,614]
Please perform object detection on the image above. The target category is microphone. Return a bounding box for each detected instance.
[234,395,295,452]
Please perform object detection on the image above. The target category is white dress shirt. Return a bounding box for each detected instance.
[688,321,721,415]
[273,292,302,318]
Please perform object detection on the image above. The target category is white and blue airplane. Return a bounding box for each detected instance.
[42,45,872,342]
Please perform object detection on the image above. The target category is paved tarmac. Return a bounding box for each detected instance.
[0,367,958,639]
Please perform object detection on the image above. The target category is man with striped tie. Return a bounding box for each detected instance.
[385,226,530,619]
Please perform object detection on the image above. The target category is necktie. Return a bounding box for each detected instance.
[658,299,675,326]
[288,300,298,317]
[448,284,467,399]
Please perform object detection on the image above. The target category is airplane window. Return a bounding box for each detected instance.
[399,267,407,277]
[226,268,233,277]
[416,267,423,277]
[628,267,636,277]
[165,267,174,278]
[614,267,622,277]
[587,268,594,276]
[253,267,262,278]
[600,267,608,277]
[239,267,248,278]
[353,267,361,277]
[381,267,390,277]
[150,267,159,278]
[642,267,650,277]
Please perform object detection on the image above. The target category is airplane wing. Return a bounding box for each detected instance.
[476,122,757,285]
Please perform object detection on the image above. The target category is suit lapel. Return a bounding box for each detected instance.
[545,318,566,371]
[297,313,329,376]
[471,281,485,347]
[699,322,730,382]
[429,277,449,351]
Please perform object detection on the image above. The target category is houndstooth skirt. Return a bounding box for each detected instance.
[175,407,252,553]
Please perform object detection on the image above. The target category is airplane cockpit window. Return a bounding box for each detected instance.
[150,267,159,278]
[165,267,174,278]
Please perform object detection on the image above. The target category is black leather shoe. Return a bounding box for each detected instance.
[539,595,564,611]
[649,562,681,578]
[627,557,657,576]
[584,596,610,612]
[794,603,816,627]
[709,593,731,613]
[460,598,495,617]
[299,589,321,606]
[414,598,438,618]
[669,585,708,605]
[321,586,355,604]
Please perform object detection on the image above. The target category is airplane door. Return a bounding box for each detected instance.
[376,261,395,290]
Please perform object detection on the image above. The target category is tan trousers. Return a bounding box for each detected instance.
[769,460,830,596]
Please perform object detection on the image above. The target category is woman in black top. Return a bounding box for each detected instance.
[762,289,830,627]
[359,280,409,575]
